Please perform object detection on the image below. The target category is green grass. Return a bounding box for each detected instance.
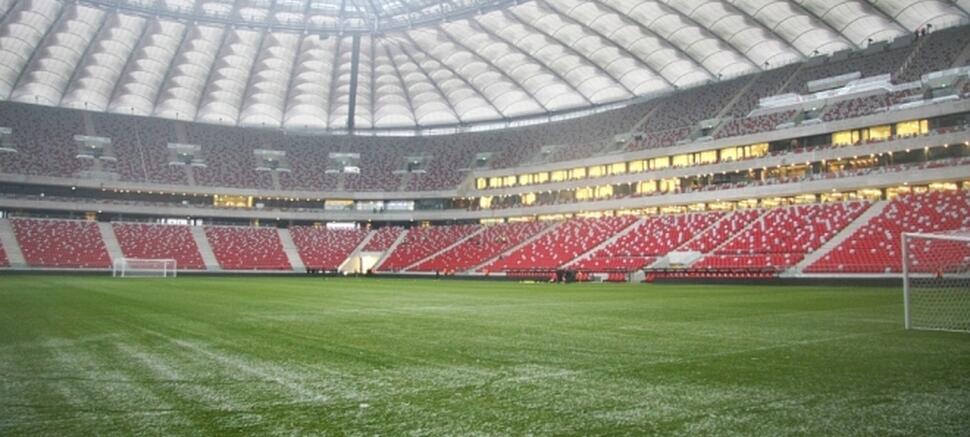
[0,276,968,435]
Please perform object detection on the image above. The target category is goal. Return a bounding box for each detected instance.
[112,258,177,278]
[902,232,970,332]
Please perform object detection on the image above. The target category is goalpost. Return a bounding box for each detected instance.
[902,232,970,332]
[112,258,178,278]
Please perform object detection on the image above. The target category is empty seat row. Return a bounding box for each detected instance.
[204,225,291,270]
[414,221,549,273]
[11,218,110,268]
[113,223,206,269]
[808,190,970,273]
[290,226,368,270]
[378,224,479,272]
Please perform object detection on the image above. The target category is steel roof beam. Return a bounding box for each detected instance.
[432,26,551,112]
[467,14,593,106]
[396,33,505,119]
[503,5,638,97]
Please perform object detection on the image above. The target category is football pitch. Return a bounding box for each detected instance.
[0,276,968,435]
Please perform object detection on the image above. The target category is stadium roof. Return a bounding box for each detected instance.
[0,0,968,134]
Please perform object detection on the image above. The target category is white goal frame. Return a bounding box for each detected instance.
[902,232,970,332]
[112,258,177,278]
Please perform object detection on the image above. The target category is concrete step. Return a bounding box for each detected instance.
[0,219,27,267]
[374,229,409,271]
[190,226,222,271]
[97,222,125,265]
[339,229,376,274]
[276,228,305,272]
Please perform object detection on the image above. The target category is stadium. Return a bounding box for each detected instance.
[0,0,969,433]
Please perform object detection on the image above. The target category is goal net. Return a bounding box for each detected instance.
[112,258,177,278]
[902,232,970,332]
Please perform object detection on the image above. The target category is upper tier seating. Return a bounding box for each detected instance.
[807,190,970,273]
[486,216,637,271]
[820,89,920,122]
[11,218,111,268]
[204,226,291,270]
[714,110,796,139]
[0,105,83,178]
[573,213,723,272]
[413,221,549,272]
[638,76,749,134]
[112,223,206,269]
[94,114,188,184]
[377,224,479,271]
[726,64,800,117]
[189,125,274,190]
[363,226,404,251]
[695,201,870,270]
[897,26,970,82]
[783,47,911,94]
[289,226,368,270]
[1,24,969,190]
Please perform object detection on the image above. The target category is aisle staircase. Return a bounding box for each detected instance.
[276,228,305,272]
[97,222,125,265]
[0,219,26,268]
[190,226,222,271]
[788,200,888,274]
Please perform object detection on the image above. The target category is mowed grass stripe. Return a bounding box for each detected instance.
[0,276,967,435]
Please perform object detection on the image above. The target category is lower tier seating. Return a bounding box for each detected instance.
[0,243,8,267]
[204,226,291,270]
[693,201,870,270]
[807,190,970,273]
[363,226,404,251]
[573,212,723,272]
[377,224,479,271]
[682,210,763,253]
[414,221,549,272]
[290,226,368,270]
[486,216,637,271]
[113,223,206,270]
[11,218,111,268]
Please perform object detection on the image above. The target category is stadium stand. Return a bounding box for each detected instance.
[0,242,7,267]
[897,26,970,82]
[112,223,206,270]
[0,105,83,178]
[681,210,764,253]
[11,218,111,268]
[363,226,405,251]
[714,110,796,139]
[485,216,637,272]
[0,30,968,192]
[573,213,724,272]
[782,47,911,94]
[203,225,291,270]
[289,226,369,270]
[377,224,478,272]
[820,89,921,122]
[413,221,549,272]
[695,201,871,271]
[807,190,970,273]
